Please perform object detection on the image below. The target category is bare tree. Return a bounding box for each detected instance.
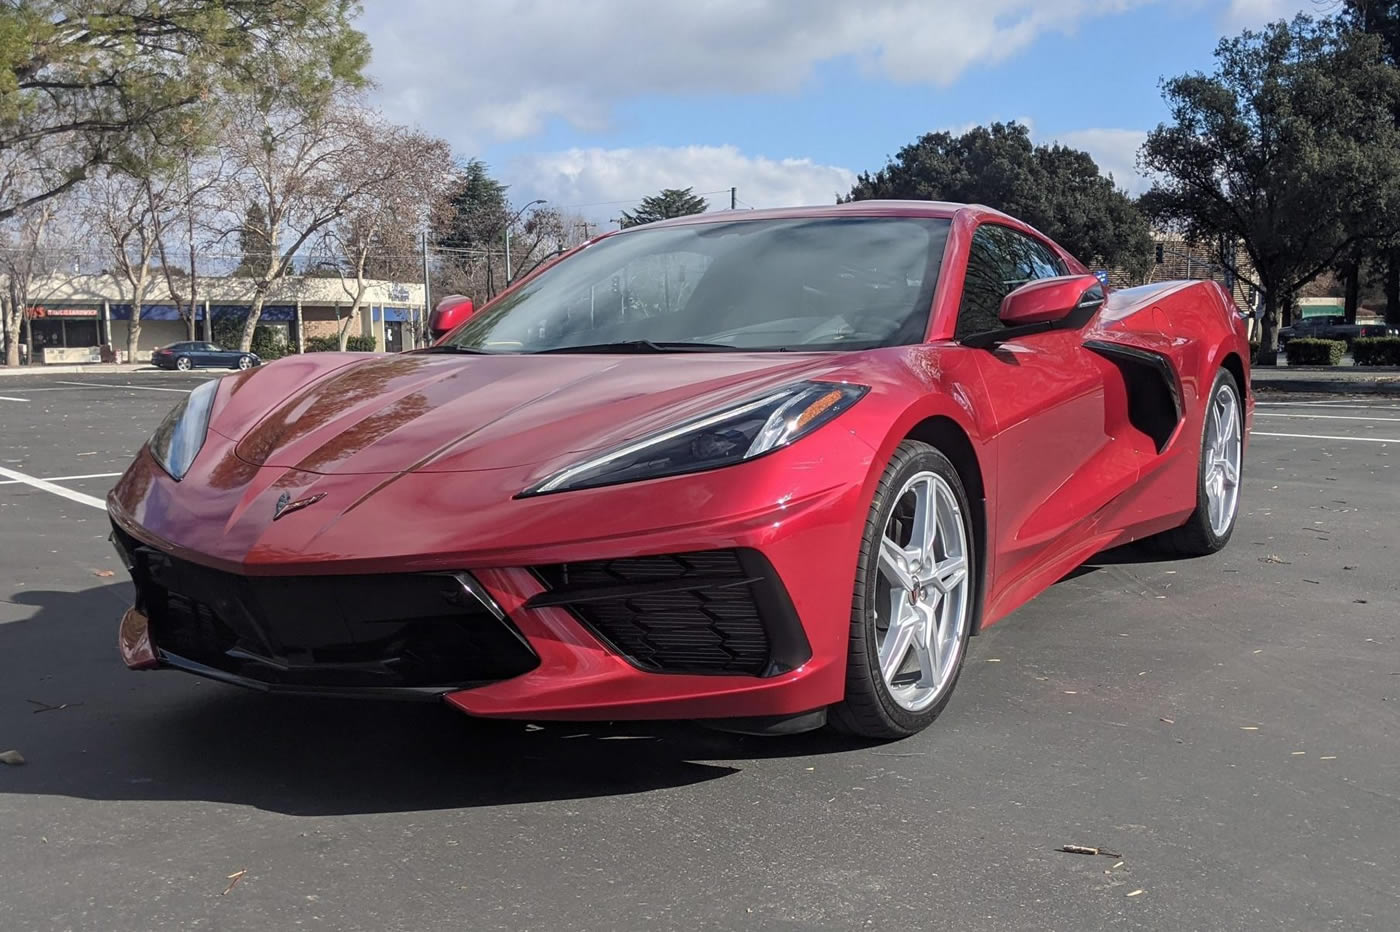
[315,121,454,349]
[0,199,67,366]
[152,149,231,341]
[84,171,168,361]
[222,93,446,352]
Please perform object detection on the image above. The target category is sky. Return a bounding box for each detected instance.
[358,0,1316,225]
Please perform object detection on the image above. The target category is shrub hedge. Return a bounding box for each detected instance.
[1285,337,1346,366]
[303,334,377,353]
[1352,336,1400,366]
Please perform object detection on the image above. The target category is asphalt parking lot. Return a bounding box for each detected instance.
[1,371,1397,931]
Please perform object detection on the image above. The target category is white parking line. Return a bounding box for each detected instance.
[0,395,29,402]
[0,465,107,509]
[1253,431,1397,444]
[1256,401,1400,410]
[0,471,123,487]
[51,380,192,394]
[1256,412,1400,423]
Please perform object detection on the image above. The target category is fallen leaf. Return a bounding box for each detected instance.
[221,870,247,896]
[1160,717,1175,724]
[1127,889,1145,897]
[1292,751,1306,756]
[0,750,25,765]
[93,569,115,578]
[1260,554,1291,564]
[986,658,1001,663]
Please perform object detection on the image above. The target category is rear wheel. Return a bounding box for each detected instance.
[830,441,977,740]
[235,355,253,370]
[1145,368,1242,557]
[175,356,192,371]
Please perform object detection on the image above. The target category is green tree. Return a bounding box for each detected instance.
[620,187,709,228]
[844,122,1152,274]
[0,1,369,223]
[1342,1,1400,325]
[436,159,509,251]
[233,202,274,279]
[1139,16,1400,364]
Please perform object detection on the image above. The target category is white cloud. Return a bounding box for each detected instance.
[505,146,857,224]
[1219,0,1312,30]
[1052,128,1150,194]
[361,0,1153,147]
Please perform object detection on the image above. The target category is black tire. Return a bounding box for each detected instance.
[1144,368,1243,557]
[235,355,253,370]
[829,440,979,740]
[175,356,192,371]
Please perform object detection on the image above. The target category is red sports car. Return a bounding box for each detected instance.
[108,202,1252,739]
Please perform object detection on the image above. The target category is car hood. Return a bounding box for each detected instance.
[222,350,852,475]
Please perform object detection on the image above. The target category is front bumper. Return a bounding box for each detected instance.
[109,441,873,722]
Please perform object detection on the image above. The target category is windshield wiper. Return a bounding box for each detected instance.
[415,344,493,355]
[534,340,736,354]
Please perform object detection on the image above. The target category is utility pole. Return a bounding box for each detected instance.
[504,224,512,283]
[420,231,431,334]
[730,187,737,210]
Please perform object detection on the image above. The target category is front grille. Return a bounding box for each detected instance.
[532,549,809,677]
[115,526,538,690]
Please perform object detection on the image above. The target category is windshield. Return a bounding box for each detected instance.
[438,217,951,353]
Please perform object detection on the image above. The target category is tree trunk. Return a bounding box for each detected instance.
[1387,248,1400,328]
[2,299,18,367]
[23,310,33,365]
[1256,289,1280,367]
[127,268,149,363]
[1344,259,1360,325]
[240,291,268,352]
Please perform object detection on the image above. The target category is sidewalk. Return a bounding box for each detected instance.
[0,363,164,377]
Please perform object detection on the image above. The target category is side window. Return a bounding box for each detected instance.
[955,224,1065,339]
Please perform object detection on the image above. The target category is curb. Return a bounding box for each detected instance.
[1253,378,1400,394]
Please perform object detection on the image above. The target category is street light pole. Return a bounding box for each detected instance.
[504,198,547,286]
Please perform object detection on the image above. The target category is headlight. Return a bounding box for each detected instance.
[520,380,868,496]
[148,378,219,480]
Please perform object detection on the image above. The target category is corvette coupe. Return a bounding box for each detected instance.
[108,202,1251,739]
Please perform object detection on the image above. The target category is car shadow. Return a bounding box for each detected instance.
[1056,541,1180,582]
[1,584,878,817]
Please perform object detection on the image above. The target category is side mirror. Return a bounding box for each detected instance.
[998,274,1106,327]
[429,295,474,342]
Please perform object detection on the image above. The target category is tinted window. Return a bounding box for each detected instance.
[442,217,951,352]
[956,224,1067,339]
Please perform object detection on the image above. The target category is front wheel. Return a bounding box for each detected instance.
[829,440,978,740]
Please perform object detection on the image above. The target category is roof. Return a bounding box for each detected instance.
[629,200,1003,231]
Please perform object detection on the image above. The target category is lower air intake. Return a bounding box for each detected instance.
[532,549,810,677]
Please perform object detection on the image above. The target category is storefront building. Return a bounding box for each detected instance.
[24,275,427,362]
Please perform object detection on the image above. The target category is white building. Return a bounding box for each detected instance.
[24,274,427,362]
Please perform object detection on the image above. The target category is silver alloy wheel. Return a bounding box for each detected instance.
[874,471,971,712]
[1203,380,1242,536]
[238,355,252,370]
[176,356,191,371]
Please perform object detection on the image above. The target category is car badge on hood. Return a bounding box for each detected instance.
[273,491,326,521]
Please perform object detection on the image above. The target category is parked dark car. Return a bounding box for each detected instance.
[151,342,261,371]
[1278,315,1396,352]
